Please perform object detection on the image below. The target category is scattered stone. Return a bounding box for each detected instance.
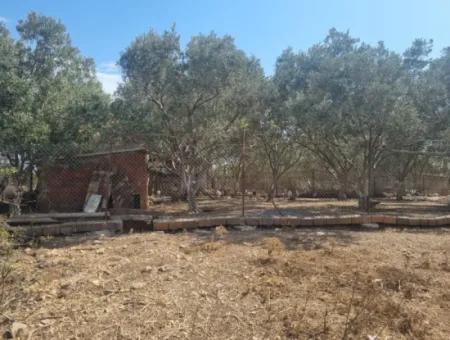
[316,231,326,236]
[24,248,36,256]
[158,265,170,273]
[372,278,383,288]
[362,223,380,229]
[57,290,67,299]
[235,225,256,232]
[37,261,49,269]
[103,288,114,295]
[93,240,103,245]
[11,322,28,339]
[130,281,146,290]
[96,248,105,255]
[2,330,12,339]
[194,229,211,235]
[91,279,101,287]
[59,281,71,289]
[141,266,152,273]
[214,225,228,237]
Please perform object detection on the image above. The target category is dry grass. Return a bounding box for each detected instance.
[2,228,450,339]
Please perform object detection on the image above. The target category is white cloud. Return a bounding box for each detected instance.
[97,72,122,95]
[96,61,122,95]
[99,61,119,73]
[0,16,8,23]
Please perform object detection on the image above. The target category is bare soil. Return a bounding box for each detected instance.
[148,196,450,218]
[2,226,450,339]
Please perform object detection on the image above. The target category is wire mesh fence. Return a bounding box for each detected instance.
[1,138,450,218]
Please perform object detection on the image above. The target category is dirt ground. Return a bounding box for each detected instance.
[2,226,450,339]
[148,196,450,218]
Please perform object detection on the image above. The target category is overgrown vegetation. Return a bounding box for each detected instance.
[0,220,14,317]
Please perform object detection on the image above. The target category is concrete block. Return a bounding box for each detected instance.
[75,222,94,233]
[322,216,341,226]
[258,217,274,226]
[396,216,410,226]
[335,215,353,225]
[153,219,170,231]
[419,218,431,227]
[351,215,363,225]
[298,217,314,226]
[312,217,323,226]
[210,217,227,227]
[26,226,43,237]
[271,217,284,226]
[180,218,199,229]
[168,219,186,230]
[225,217,244,226]
[361,215,371,224]
[283,216,300,226]
[433,216,450,226]
[197,218,213,228]
[406,217,422,226]
[60,226,74,235]
[361,223,380,229]
[382,215,397,225]
[370,215,385,224]
[244,217,260,226]
[41,225,60,236]
[317,216,332,225]
[442,215,450,226]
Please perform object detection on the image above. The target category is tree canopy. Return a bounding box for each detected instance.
[2,13,450,211]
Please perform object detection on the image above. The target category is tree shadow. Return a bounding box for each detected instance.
[187,226,361,251]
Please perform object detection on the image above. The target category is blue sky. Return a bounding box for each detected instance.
[1,0,450,94]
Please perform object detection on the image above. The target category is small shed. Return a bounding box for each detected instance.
[37,147,149,212]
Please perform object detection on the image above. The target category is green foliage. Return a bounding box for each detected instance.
[272,29,447,197]
[2,13,450,207]
[115,27,263,211]
[0,13,109,174]
[0,167,16,176]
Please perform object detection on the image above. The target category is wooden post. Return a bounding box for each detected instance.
[241,128,246,217]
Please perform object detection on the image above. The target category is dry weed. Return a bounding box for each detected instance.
[1,229,449,339]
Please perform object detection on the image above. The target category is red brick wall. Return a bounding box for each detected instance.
[38,150,149,212]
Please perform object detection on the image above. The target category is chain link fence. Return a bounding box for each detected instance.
[1,139,449,218]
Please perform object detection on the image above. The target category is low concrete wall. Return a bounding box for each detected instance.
[8,213,450,237]
[8,220,123,237]
[153,214,450,231]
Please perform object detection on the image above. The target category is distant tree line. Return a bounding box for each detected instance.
[2,13,450,211]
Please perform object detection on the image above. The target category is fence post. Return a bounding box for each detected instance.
[312,169,315,195]
[241,128,246,217]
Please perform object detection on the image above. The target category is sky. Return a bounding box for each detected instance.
[1,0,450,94]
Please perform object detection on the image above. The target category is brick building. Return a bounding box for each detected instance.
[37,147,149,212]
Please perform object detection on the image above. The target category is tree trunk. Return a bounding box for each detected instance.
[183,171,199,213]
[267,175,280,202]
[362,136,375,212]
[396,180,406,201]
[337,174,349,200]
[186,184,198,213]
